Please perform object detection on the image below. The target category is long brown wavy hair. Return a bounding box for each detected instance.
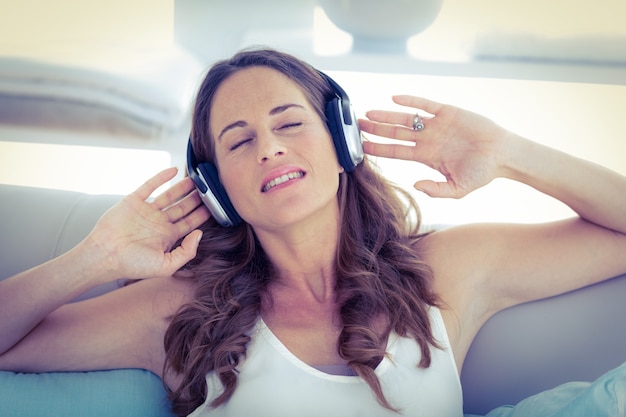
[163,48,440,416]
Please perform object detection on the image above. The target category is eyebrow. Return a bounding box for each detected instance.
[217,103,306,141]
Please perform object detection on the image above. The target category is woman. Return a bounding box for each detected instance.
[1,49,625,417]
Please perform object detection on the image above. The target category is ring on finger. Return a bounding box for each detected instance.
[412,113,425,131]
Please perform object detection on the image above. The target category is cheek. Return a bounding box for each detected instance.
[214,157,246,201]
[324,141,345,175]
[313,127,344,173]
[219,163,245,197]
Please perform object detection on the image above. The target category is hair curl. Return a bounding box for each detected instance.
[163,48,440,416]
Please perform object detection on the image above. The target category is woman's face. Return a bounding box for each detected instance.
[209,66,343,231]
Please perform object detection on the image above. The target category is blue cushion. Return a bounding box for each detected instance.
[0,369,175,417]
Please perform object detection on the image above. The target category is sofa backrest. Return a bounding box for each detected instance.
[0,184,125,300]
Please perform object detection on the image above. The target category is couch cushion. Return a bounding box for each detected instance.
[0,369,174,417]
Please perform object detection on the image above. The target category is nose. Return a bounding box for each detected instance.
[256,132,287,164]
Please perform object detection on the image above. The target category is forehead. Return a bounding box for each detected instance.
[210,66,311,118]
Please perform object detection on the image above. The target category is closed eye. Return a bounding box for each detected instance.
[229,138,253,151]
[279,122,302,130]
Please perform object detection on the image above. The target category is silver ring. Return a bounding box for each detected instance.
[412,113,424,131]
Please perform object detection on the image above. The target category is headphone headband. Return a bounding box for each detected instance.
[318,71,353,125]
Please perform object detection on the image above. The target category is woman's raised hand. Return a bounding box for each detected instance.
[359,95,514,199]
[86,167,211,280]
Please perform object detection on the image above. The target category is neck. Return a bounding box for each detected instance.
[255,208,340,303]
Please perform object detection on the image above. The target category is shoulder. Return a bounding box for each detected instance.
[416,219,626,365]
[126,275,196,317]
[415,225,498,356]
[123,276,195,344]
[93,275,195,376]
[416,220,581,317]
[415,223,537,368]
[416,223,499,302]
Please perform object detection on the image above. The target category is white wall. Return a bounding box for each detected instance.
[0,0,174,52]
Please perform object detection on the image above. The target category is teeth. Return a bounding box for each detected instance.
[263,171,304,192]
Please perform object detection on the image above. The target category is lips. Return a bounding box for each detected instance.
[261,171,305,193]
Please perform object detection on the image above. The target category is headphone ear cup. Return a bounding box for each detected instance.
[325,97,360,172]
[325,97,362,172]
[196,162,242,227]
[187,139,241,227]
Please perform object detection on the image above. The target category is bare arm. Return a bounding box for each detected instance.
[0,276,192,376]
[0,168,209,365]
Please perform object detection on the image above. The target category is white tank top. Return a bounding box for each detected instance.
[187,307,463,417]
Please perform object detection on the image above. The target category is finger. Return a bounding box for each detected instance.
[152,177,196,210]
[174,204,211,237]
[364,110,417,128]
[133,167,179,201]
[163,189,203,223]
[392,95,445,116]
[362,141,419,162]
[359,118,420,143]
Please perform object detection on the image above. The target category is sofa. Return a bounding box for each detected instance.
[1,183,625,416]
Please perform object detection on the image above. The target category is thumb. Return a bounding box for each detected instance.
[414,180,459,199]
[167,230,203,273]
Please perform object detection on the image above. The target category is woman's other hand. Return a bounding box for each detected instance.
[359,95,513,199]
[86,167,211,280]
